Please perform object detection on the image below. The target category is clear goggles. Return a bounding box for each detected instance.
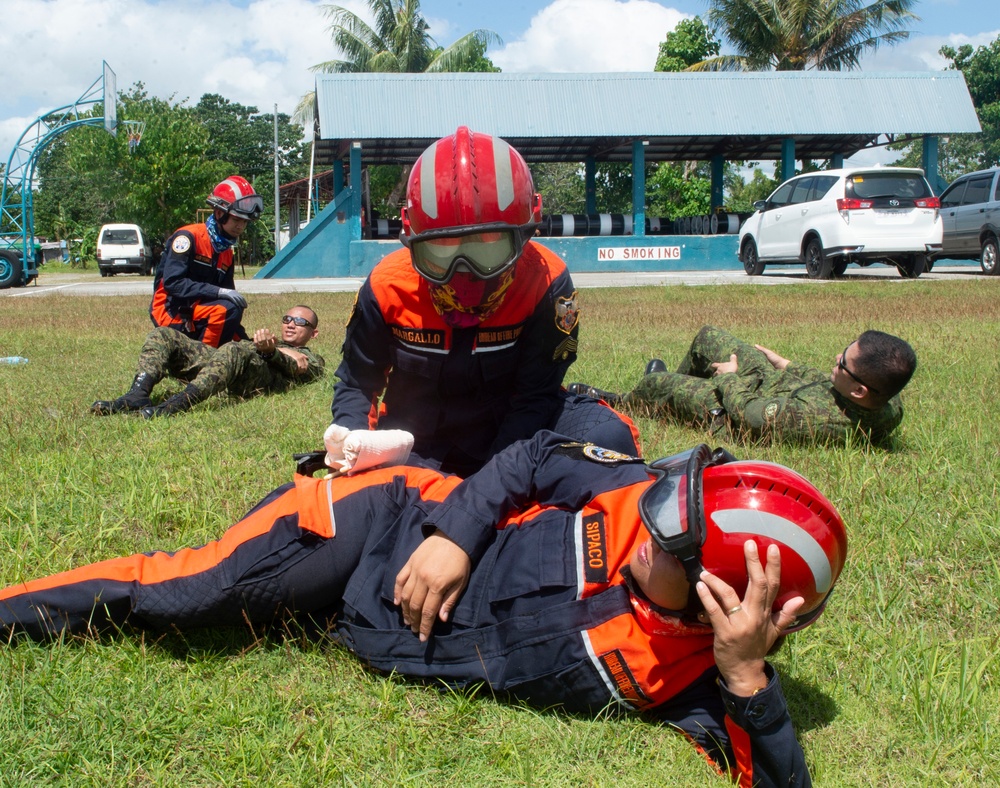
[229,194,264,221]
[638,444,735,586]
[400,222,536,284]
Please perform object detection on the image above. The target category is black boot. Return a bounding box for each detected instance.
[566,382,623,406]
[645,358,667,375]
[90,372,156,415]
[138,385,201,419]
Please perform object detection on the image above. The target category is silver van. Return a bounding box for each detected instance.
[96,223,152,276]
[937,167,1000,274]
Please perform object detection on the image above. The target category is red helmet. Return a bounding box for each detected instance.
[639,445,847,632]
[207,176,263,221]
[400,126,542,284]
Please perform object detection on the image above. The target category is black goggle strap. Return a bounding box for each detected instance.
[645,444,738,618]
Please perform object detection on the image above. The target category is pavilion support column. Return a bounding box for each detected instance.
[922,135,944,193]
[831,153,844,169]
[710,155,724,210]
[781,139,796,182]
[350,142,363,241]
[585,157,597,215]
[632,140,646,238]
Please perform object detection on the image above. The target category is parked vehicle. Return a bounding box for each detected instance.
[936,167,1000,275]
[738,167,942,279]
[96,223,152,276]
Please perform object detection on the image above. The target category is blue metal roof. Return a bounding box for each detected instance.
[314,70,980,165]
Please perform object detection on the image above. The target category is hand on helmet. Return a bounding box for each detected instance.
[697,540,804,696]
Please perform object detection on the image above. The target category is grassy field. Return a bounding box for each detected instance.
[1,280,997,786]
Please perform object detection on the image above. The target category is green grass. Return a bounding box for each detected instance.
[1,281,998,786]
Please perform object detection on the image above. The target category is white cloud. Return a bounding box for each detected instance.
[492,0,688,72]
[0,0,342,158]
[859,29,1000,71]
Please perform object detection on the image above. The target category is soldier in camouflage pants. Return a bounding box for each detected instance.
[91,305,325,418]
[574,325,916,445]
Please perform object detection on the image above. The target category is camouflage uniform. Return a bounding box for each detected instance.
[626,325,903,445]
[136,327,325,402]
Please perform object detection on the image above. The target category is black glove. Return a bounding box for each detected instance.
[217,288,247,309]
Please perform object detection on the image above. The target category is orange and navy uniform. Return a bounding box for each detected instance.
[332,242,640,476]
[150,222,248,348]
[0,433,806,787]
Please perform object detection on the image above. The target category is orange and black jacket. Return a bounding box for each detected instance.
[150,223,237,319]
[0,432,808,787]
[332,242,581,470]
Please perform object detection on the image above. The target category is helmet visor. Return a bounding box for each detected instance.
[229,194,264,221]
[409,230,520,284]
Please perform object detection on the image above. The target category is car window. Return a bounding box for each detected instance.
[102,230,139,244]
[994,174,1000,202]
[940,181,966,208]
[787,177,814,204]
[962,176,992,206]
[768,181,795,207]
[848,172,932,200]
[809,175,838,201]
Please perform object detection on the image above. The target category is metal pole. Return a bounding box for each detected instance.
[273,104,280,252]
[306,132,316,223]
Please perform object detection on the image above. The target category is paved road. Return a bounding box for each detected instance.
[0,264,987,298]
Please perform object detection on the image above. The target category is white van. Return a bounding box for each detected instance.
[96,223,152,276]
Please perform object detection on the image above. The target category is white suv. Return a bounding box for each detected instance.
[738,167,943,279]
[96,223,152,277]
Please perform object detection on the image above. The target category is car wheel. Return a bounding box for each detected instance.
[742,239,764,276]
[832,259,849,277]
[981,235,999,275]
[897,254,926,279]
[0,250,25,289]
[100,268,109,278]
[804,239,833,279]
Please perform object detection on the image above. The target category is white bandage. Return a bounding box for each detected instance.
[324,424,414,476]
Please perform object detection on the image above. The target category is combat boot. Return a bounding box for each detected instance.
[90,372,156,415]
[566,382,623,406]
[138,385,202,419]
[645,358,667,375]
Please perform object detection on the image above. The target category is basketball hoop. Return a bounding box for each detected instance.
[123,121,145,153]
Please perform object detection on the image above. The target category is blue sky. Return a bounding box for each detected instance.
[0,0,996,168]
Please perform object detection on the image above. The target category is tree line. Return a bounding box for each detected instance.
[22,0,1000,266]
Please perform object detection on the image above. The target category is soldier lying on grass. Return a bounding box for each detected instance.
[0,431,845,787]
[91,305,324,418]
[570,325,916,445]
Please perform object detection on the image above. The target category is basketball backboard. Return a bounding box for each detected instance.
[103,61,117,137]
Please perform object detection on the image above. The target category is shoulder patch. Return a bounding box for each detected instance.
[554,291,579,334]
[552,441,640,465]
[764,402,780,419]
[171,234,192,254]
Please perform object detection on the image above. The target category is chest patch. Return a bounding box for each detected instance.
[171,235,192,254]
[583,512,608,584]
[583,444,637,464]
[555,292,580,334]
[598,649,652,707]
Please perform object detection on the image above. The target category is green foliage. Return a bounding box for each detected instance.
[533,162,586,214]
[647,162,713,217]
[33,84,229,245]
[696,0,919,71]
[313,0,500,74]
[940,38,1000,168]
[654,17,720,72]
[2,279,1000,785]
[724,166,779,212]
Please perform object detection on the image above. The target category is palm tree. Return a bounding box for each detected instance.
[313,0,500,74]
[690,0,919,71]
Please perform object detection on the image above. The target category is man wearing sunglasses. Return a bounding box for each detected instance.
[91,306,324,418]
[149,175,264,348]
[0,431,845,787]
[332,127,639,476]
[570,325,916,445]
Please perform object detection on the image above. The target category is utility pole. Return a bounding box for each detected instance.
[273,104,280,252]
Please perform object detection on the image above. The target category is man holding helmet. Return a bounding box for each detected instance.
[0,431,844,787]
[331,127,640,476]
[150,176,263,348]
